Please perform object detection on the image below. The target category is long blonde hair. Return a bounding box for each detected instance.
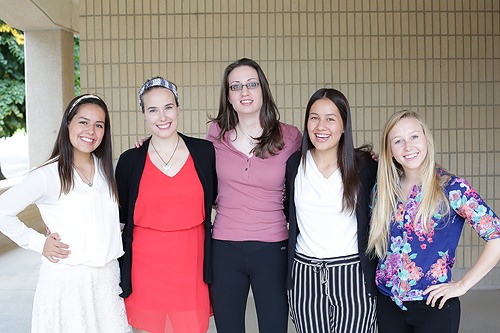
[368,110,450,258]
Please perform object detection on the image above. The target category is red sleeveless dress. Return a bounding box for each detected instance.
[125,154,211,333]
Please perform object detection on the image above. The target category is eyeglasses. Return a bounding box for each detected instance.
[229,82,260,91]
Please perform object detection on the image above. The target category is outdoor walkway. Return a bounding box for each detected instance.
[1,135,500,332]
[0,243,499,333]
[0,243,296,333]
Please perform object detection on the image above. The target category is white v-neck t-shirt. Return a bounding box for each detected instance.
[295,150,358,258]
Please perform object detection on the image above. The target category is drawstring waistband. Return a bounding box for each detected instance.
[294,252,360,304]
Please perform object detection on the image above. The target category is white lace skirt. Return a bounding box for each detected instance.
[31,259,129,333]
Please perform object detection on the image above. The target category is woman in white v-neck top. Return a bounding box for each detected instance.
[294,150,359,258]
[285,88,378,333]
[0,94,128,333]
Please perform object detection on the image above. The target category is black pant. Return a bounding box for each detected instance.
[377,294,460,333]
[210,239,289,333]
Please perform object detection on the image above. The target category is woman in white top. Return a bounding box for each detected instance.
[0,94,128,333]
[285,88,378,333]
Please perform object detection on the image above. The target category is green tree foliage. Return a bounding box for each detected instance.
[74,35,80,95]
[0,22,80,180]
[0,20,25,138]
[0,23,81,138]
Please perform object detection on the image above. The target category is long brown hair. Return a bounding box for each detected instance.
[210,58,284,158]
[47,94,118,200]
[301,88,362,214]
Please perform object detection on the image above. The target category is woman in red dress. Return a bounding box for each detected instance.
[116,77,217,333]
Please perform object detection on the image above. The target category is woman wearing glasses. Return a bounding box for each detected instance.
[206,58,302,333]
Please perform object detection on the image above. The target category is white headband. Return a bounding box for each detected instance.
[68,94,102,118]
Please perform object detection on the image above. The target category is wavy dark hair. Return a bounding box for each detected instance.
[46,94,118,200]
[301,88,364,214]
[210,58,284,158]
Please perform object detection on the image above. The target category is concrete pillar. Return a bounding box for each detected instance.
[24,29,75,169]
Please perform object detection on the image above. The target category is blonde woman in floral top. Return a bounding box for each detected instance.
[368,110,500,333]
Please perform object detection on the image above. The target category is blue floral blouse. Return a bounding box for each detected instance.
[374,167,500,310]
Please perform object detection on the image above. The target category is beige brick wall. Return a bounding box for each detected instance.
[80,0,500,272]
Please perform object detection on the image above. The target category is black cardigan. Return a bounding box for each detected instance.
[115,133,217,298]
[284,150,379,297]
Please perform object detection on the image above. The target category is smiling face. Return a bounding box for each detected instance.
[227,65,263,116]
[307,98,344,154]
[388,117,428,176]
[142,87,179,139]
[68,103,106,156]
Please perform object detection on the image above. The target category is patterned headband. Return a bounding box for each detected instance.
[67,94,102,118]
[138,77,179,108]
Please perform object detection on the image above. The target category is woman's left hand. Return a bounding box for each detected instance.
[423,281,468,309]
[424,238,500,309]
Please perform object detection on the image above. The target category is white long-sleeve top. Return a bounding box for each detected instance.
[0,157,124,267]
[295,150,358,258]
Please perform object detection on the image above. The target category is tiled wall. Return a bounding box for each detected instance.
[80,0,500,272]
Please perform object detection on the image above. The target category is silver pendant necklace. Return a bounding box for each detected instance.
[73,156,94,187]
[151,136,180,171]
[237,124,263,145]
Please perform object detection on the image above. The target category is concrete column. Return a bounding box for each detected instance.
[24,29,74,169]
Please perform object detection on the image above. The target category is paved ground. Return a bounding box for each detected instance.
[1,135,500,332]
[1,243,499,332]
[0,244,296,333]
